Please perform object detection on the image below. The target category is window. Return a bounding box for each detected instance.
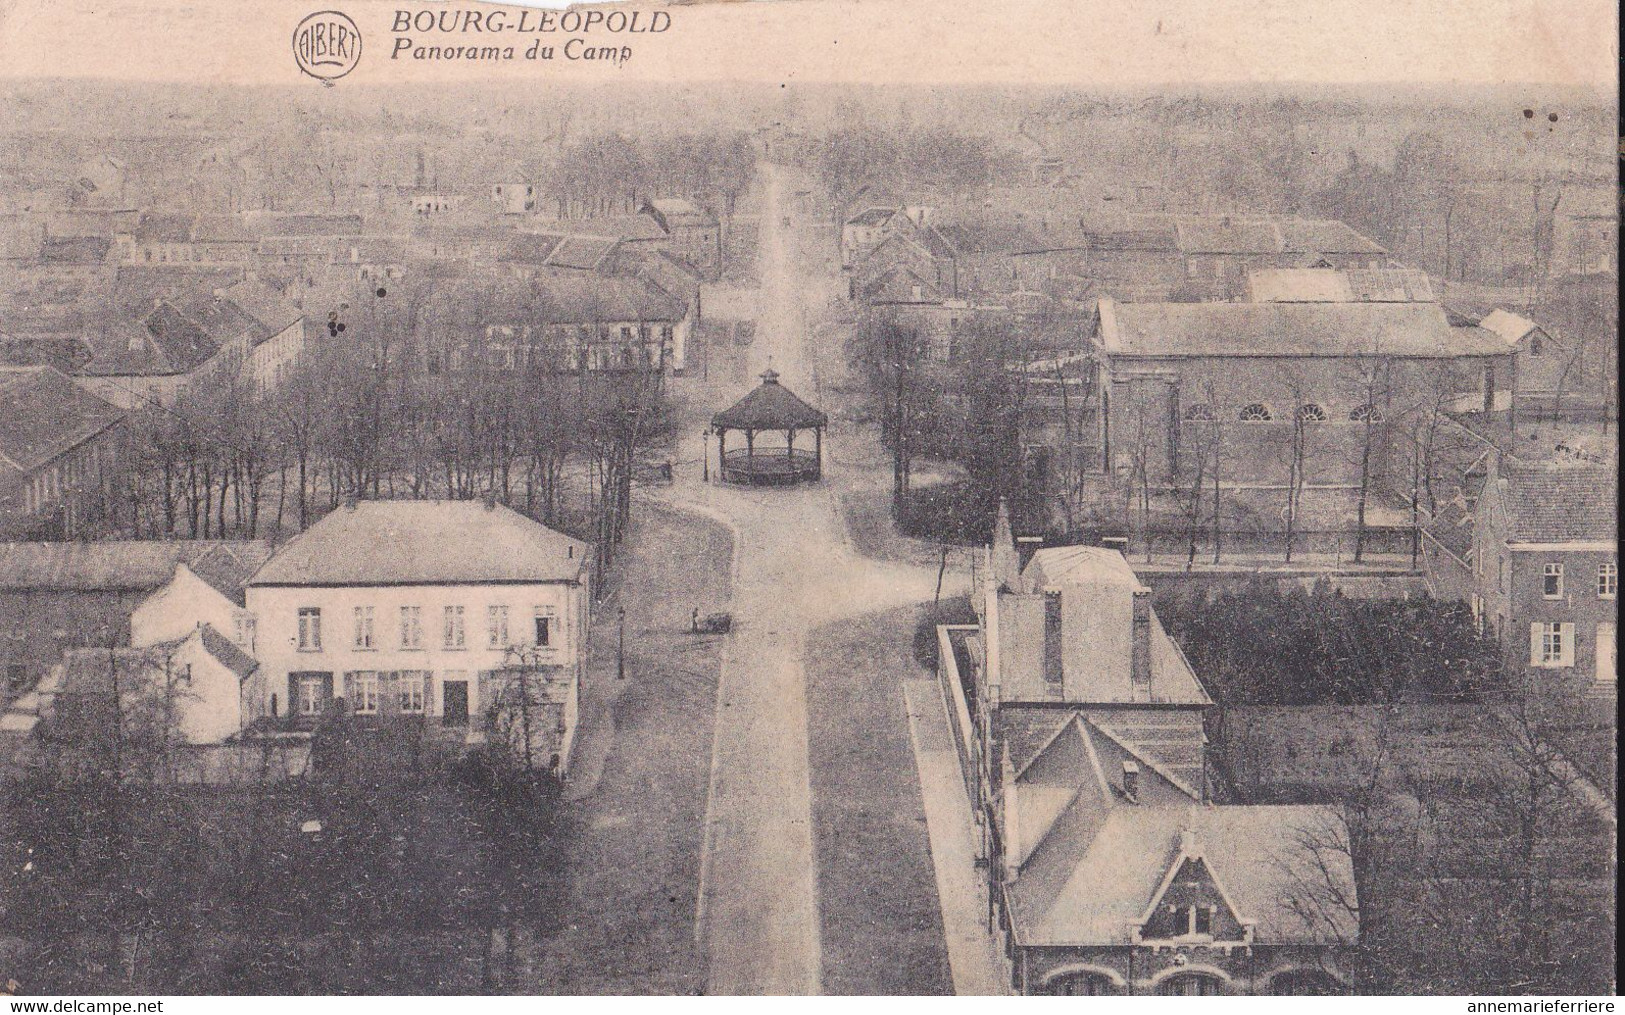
[487,605,510,649]
[400,606,423,649]
[1543,563,1564,599]
[1295,403,1328,423]
[1194,905,1213,935]
[233,614,256,650]
[349,672,379,714]
[297,608,322,652]
[1349,403,1384,422]
[353,606,376,650]
[444,605,466,649]
[1159,974,1223,996]
[1046,973,1116,996]
[1183,403,1215,421]
[1599,562,1617,599]
[297,675,325,716]
[1529,335,1543,357]
[1238,403,1273,422]
[534,606,555,647]
[398,672,427,713]
[1532,622,1573,667]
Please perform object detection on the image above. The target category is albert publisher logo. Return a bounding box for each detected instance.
[293,10,362,83]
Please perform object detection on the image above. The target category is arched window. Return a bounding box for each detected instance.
[1183,403,1215,421]
[1349,403,1384,422]
[1295,403,1328,423]
[1268,970,1343,996]
[1239,403,1273,422]
[1047,972,1117,996]
[1159,973,1224,996]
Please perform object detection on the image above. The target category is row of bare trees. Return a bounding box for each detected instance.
[115,278,672,576]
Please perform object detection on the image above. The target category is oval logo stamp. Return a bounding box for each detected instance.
[293,10,363,82]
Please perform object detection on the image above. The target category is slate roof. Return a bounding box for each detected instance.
[1023,799,1357,946]
[216,279,303,334]
[1476,309,1542,346]
[1174,217,1284,255]
[533,275,686,322]
[935,222,1043,256]
[546,235,620,271]
[499,232,566,265]
[1097,298,1512,359]
[711,370,828,431]
[0,366,124,475]
[1278,218,1387,255]
[248,500,590,587]
[1495,460,1616,543]
[845,207,897,227]
[1248,268,1434,303]
[861,267,943,304]
[185,542,276,606]
[40,235,112,265]
[192,624,260,680]
[0,540,270,592]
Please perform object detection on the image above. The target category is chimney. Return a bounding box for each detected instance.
[1122,760,1140,802]
[1131,588,1152,691]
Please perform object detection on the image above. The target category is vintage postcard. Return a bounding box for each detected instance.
[0,0,1616,998]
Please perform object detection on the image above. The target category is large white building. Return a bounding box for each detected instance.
[242,499,591,768]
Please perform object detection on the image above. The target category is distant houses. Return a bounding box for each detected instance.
[0,365,126,539]
[934,506,1358,994]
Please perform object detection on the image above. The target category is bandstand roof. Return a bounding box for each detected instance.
[712,370,828,431]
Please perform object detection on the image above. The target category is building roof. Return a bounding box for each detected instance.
[845,207,897,228]
[935,222,1043,256]
[546,235,620,271]
[711,369,828,431]
[530,274,685,323]
[1022,799,1357,947]
[644,198,715,228]
[1248,268,1434,304]
[191,623,260,680]
[1023,544,1146,592]
[1173,217,1284,255]
[247,499,590,587]
[40,235,113,265]
[129,212,194,244]
[1476,308,1542,346]
[1097,298,1512,360]
[499,232,566,265]
[0,540,271,592]
[216,279,303,334]
[185,542,276,606]
[1494,460,1616,543]
[1278,218,1388,256]
[861,266,944,305]
[243,212,364,238]
[535,215,667,243]
[0,365,124,475]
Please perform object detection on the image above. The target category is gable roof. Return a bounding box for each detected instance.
[546,235,620,271]
[711,369,829,431]
[1278,218,1387,256]
[1476,309,1556,348]
[185,543,276,606]
[193,623,259,680]
[0,365,124,475]
[1020,802,1356,947]
[1494,460,1616,543]
[247,500,590,587]
[862,266,943,304]
[0,540,270,592]
[40,235,113,265]
[845,207,897,228]
[1097,298,1512,360]
[217,279,303,334]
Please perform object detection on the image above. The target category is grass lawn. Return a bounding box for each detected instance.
[805,604,954,995]
[524,502,732,994]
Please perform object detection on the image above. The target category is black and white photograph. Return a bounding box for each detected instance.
[0,0,1616,999]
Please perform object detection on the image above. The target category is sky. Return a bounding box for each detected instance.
[0,0,1616,88]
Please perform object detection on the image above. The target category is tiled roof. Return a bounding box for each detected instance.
[1496,460,1616,542]
[0,540,270,592]
[861,266,943,304]
[40,235,112,265]
[0,366,124,475]
[711,370,828,431]
[217,279,303,333]
[1023,799,1357,946]
[846,207,897,227]
[186,542,276,606]
[1278,218,1387,255]
[248,500,590,587]
[194,623,259,680]
[1098,298,1512,359]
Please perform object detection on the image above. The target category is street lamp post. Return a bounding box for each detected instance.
[702,427,711,482]
[617,605,627,681]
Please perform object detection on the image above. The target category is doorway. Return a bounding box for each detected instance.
[442,680,469,726]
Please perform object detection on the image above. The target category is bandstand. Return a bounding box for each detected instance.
[710,369,828,485]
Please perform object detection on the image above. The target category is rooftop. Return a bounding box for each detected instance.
[1097,298,1512,360]
[711,369,829,432]
[0,365,124,475]
[0,540,271,592]
[1494,459,1616,543]
[248,500,590,587]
